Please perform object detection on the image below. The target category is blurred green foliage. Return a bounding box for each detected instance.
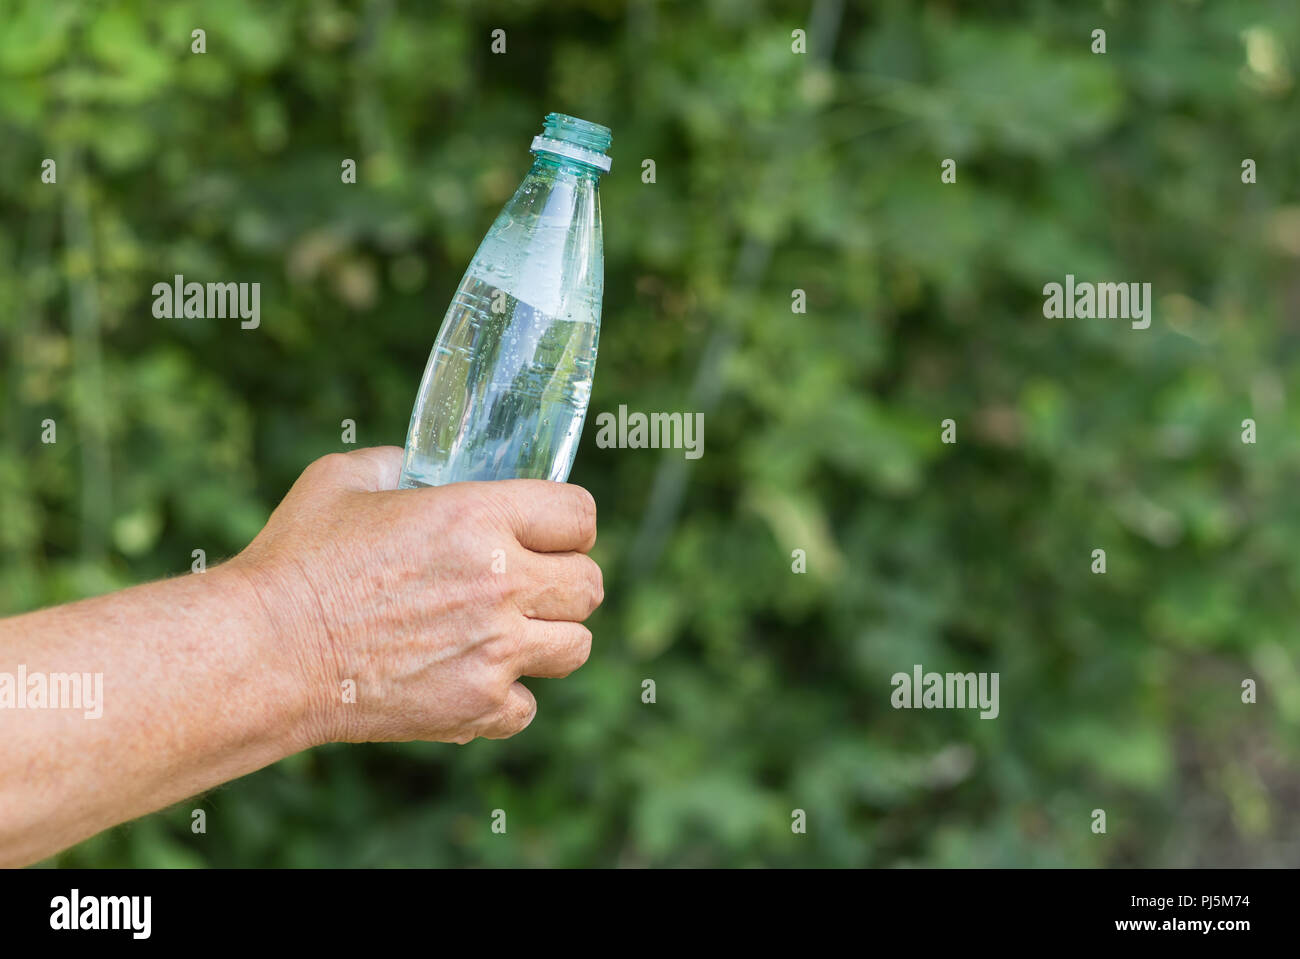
[2,0,1300,867]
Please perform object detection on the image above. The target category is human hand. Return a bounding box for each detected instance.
[230,446,602,747]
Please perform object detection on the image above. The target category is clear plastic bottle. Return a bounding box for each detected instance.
[398,113,611,488]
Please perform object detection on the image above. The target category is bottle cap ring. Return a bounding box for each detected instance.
[530,135,612,173]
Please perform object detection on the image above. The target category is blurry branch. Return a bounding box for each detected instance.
[627,0,845,578]
[61,147,111,571]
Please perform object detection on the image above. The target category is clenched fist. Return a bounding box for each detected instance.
[233,446,604,746]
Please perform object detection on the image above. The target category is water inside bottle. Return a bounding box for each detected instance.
[398,272,598,487]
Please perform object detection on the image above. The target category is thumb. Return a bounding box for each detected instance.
[336,446,405,492]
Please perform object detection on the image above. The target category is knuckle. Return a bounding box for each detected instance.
[479,487,518,530]
[473,565,512,605]
[448,490,491,529]
[581,559,604,614]
[474,487,505,520]
[569,628,593,670]
[507,689,537,730]
[501,565,528,599]
[544,627,592,678]
[572,487,597,544]
[482,687,534,739]
[490,624,524,667]
[308,452,349,480]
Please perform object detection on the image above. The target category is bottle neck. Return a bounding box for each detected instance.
[530,152,605,183]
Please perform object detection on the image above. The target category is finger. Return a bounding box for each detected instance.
[480,480,597,553]
[515,552,603,621]
[514,621,593,678]
[308,447,404,493]
[343,446,404,491]
[477,682,538,740]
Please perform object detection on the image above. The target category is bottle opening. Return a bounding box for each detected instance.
[531,112,612,173]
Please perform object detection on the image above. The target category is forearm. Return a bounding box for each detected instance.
[0,563,315,867]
